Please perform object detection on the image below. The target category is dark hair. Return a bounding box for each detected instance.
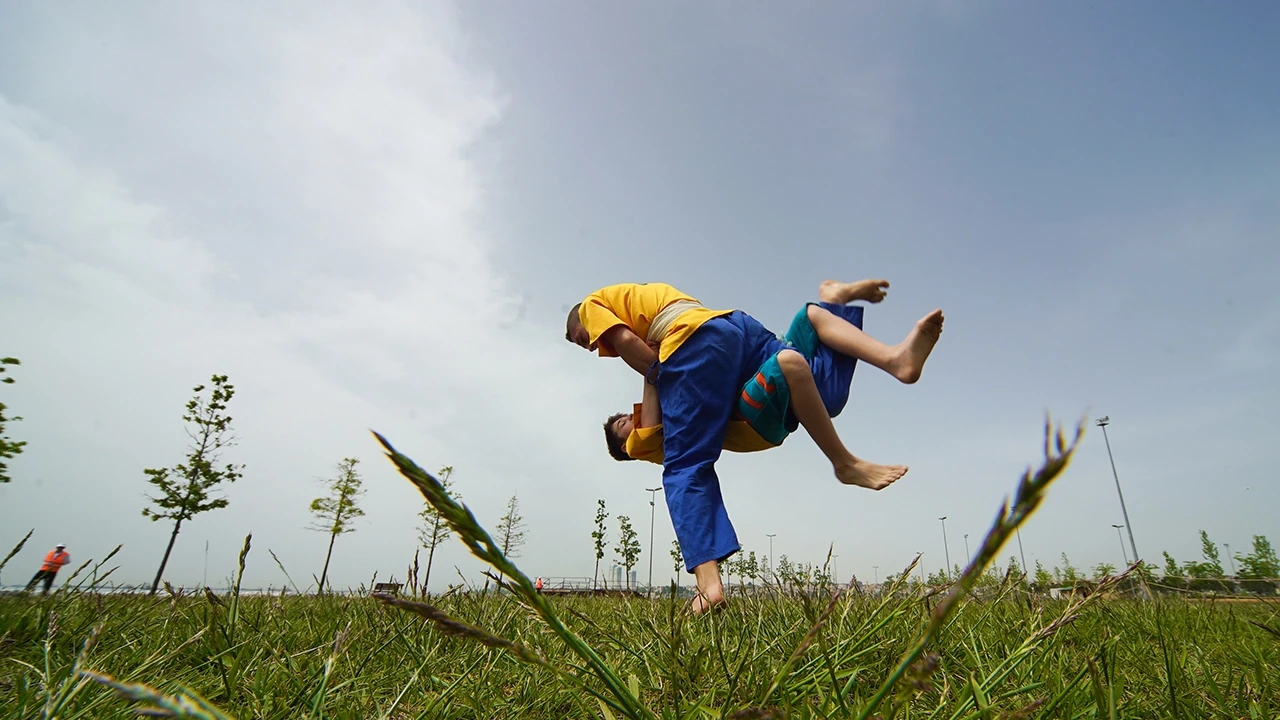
[565,303,583,342]
[603,411,635,462]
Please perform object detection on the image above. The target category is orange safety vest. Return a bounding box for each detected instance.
[41,550,70,572]
[535,578,543,589]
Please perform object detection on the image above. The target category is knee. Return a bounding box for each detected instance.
[806,304,832,327]
[777,349,809,378]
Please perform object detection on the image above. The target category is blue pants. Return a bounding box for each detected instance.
[658,310,788,572]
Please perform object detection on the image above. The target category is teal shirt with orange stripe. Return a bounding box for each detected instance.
[624,357,795,465]
[733,354,795,446]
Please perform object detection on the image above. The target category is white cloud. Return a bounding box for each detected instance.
[0,1,633,592]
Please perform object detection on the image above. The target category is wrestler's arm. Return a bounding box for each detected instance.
[600,325,658,376]
[637,375,662,428]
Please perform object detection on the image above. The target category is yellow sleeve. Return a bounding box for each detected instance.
[626,425,665,465]
[579,291,628,357]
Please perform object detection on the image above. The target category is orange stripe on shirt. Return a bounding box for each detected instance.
[740,390,764,410]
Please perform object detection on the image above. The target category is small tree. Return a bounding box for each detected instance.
[0,357,26,484]
[1059,553,1079,584]
[1093,562,1117,579]
[614,515,640,590]
[1033,559,1053,589]
[417,466,458,594]
[1195,529,1225,576]
[142,375,244,596]
[308,457,366,594]
[492,494,526,590]
[1007,556,1023,583]
[670,539,682,588]
[591,500,609,590]
[1162,551,1180,578]
[745,551,760,586]
[1237,535,1279,579]
[777,555,794,588]
[725,554,742,589]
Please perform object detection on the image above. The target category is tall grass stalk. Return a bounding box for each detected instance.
[855,417,1083,719]
[372,431,655,720]
[0,528,33,577]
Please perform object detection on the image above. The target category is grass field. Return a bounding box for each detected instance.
[2,581,1278,719]
[2,422,1277,719]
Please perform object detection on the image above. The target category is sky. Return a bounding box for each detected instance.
[2,1,1277,592]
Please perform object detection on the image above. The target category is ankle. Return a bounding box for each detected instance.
[829,450,859,469]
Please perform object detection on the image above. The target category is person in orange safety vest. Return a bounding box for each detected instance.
[25,543,70,595]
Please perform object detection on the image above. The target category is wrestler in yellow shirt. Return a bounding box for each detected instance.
[620,387,775,464]
[573,282,734,364]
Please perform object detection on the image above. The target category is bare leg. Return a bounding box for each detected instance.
[819,278,889,305]
[690,560,726,615]
[807,305,944,384]
[777,350,907,490]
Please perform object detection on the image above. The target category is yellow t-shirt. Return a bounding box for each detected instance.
[578,283,733,363]
[623,404,777,465]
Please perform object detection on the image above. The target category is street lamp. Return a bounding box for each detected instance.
[873,565,879,584]
[1223,543,1236,576]
[1015,528,1028,577]
[646,486,662,596]
[1112,524,1128,565]
[938,516,951,579]
[766,533,777,576]
[1096,416,1140,565]
[964,533,970,563]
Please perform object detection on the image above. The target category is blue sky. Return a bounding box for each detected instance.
[1,1,1276,590]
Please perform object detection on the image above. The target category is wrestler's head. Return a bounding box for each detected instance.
[603,411,635,462]
[565,303,592,349]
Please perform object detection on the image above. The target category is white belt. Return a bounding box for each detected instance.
[647,299,704,344]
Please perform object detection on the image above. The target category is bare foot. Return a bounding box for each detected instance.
[889,309,943,384]
[835,458,908,490]
[688,586,726,616]
[819,279,889,305]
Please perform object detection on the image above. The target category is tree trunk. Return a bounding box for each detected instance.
[422,513,442,595]
[318,531,337,595]
[423,536,439,596]
[150,517,185,596]
[593,558,600,591]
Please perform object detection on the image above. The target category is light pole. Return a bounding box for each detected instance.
[964,534,970,563]
[918,553,925,584]
[646,486,662,596]
[832,554,839,586]
[1015,528,1028,577]
[1223,543,1236,576]
[1096,417,1140,564]
[1112,524,1128,565]
[766,533,777,576]
[873,565,879,584]
[939,516,951,579]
